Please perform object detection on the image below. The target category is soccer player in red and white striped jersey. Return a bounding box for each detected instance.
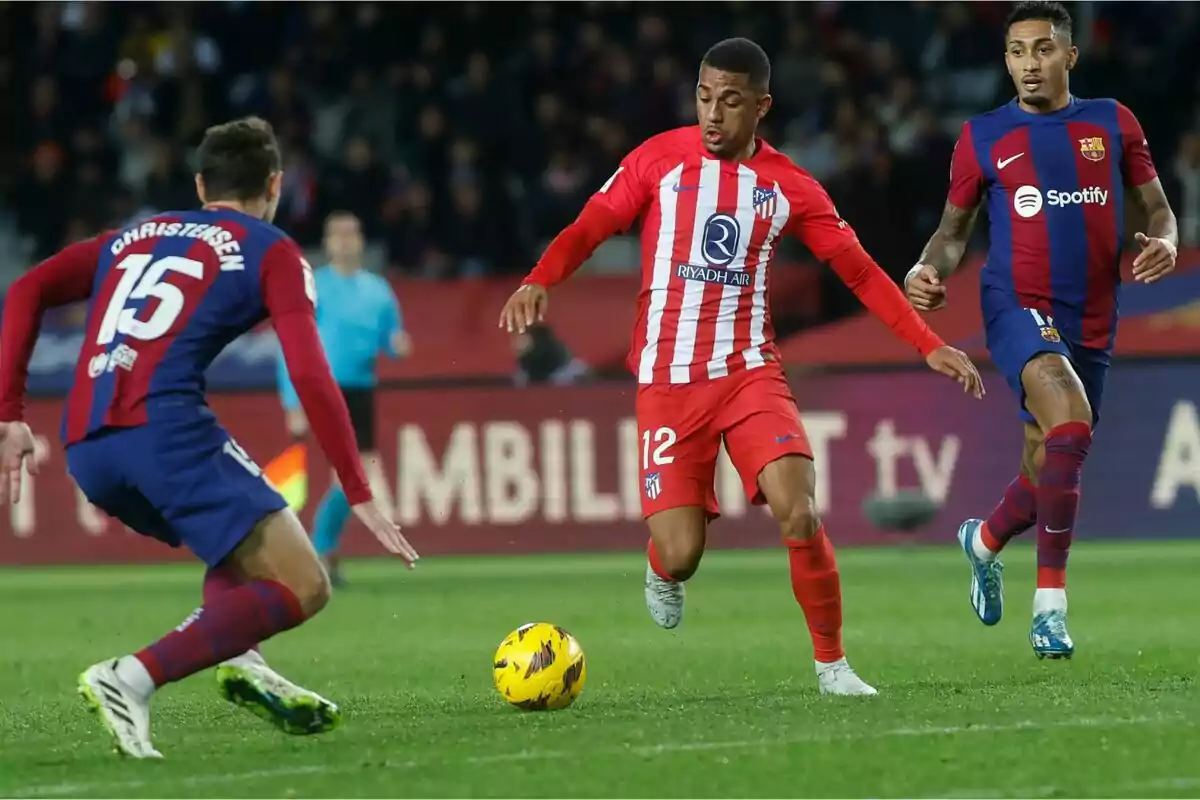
[500,38,984,696]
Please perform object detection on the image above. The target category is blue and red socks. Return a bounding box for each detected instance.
[1035,421,1092,596]
[979,475,1038,556]
[786,526,844,664]
[131,579,305,690]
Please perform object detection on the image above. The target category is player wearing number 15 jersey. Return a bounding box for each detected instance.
[905,2,1178,659]
[500,38,985,697]
[0,117,417,759]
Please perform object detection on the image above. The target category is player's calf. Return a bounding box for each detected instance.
[1021,354,1093,654]
[644,507,706,629]
[758,456,874,695]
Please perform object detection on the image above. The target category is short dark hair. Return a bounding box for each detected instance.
[324,210,361,228]
[196,116,282,202]
[701,38,771,92]
[1006,1,1073,39]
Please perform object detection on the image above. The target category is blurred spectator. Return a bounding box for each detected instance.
[1175,131,1200,248]
[1,1,1197,330]
[511,325,591,387]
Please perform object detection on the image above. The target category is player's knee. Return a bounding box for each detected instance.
[657,534,704,581]
[298,568,332,617]
[775,496,821,544]
[1022,354,1093,428]
[279,560,331,618]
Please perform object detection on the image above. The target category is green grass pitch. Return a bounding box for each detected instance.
[1,542,1198,798]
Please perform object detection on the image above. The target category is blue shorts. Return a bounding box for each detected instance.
[66,405,287,567]
[984,304,1111,427]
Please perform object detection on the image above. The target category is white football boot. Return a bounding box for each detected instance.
[644,563,685,629]
[216,650,342,735]
[77,658,162,759]
[816,658,879,696]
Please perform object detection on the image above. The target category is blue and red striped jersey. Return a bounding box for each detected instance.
[948,96,1158,350]
[63,208,315,444]
[0,206,372,502]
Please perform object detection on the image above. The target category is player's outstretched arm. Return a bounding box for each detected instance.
[0,237,105,427]
[1130,178,1179,284]
[500,154,652,333]
[262,241,418,564]
[826,243,984,399]
[906,201,980,311]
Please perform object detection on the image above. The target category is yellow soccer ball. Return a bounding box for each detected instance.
[492,622,587,711]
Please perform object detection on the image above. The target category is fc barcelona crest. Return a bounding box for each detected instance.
[1040,325,1061,343]
[1079,137,1106,162]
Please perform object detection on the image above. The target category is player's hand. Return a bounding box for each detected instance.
[925,346,985,399]
[0,421,37,505]
[498,284,548,334]
[1132,233,1178,284]
[285,408,309,440]
[352,501,420,567]
[904,264,947,312]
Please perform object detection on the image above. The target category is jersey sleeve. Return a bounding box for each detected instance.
[1115,102,1158,187]
[260,238,371,504]
[784,170,860,262]
[523,145,655,288]
[947,122,986,210]
[0,235,105,422]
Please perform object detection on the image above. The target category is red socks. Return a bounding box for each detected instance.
[980,475,1037,553]
[786,527,844,663]
[647,539,674,582]
[136,580,304,687]
[202,564,259,655]
[1036,421,1092,589]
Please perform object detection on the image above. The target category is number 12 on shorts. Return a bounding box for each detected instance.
[642,427,677,469]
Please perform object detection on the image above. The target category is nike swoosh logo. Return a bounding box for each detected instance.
[775,433,801,444]
[1044,526,1072,534]
[673,184,701,192]
[996,153,1025,169]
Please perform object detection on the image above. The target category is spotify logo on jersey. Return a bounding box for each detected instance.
[1013,185,1044,218]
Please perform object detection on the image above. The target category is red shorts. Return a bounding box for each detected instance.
[635,365,812,519]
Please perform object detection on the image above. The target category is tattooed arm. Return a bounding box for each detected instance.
[918,201,980,280]
[905,201,980,312]
[1128,178,1179,284]
[904,121,987,312]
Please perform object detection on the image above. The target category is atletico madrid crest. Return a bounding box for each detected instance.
[1079,137,1106,162]
[752,187,777,220]
[644,471,662,500]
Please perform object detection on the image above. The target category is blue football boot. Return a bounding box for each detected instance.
[1030,609,1074,659]
[957,518,1004,626]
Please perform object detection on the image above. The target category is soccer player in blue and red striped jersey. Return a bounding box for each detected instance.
[0,117,417,758]
[905,2,1179,659]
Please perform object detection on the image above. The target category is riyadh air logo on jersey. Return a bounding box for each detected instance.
[1013,185,1109,218]
[752,187,777,220]
[701,213,741,266]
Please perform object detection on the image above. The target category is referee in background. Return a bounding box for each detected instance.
[277,211,410,587]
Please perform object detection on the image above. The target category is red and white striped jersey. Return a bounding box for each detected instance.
[590,127,859,384]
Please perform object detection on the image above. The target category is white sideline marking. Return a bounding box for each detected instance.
[2,714,1183,798]
[930,775,1200,799]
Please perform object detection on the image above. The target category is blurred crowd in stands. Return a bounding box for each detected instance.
[2,2,1199,321]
